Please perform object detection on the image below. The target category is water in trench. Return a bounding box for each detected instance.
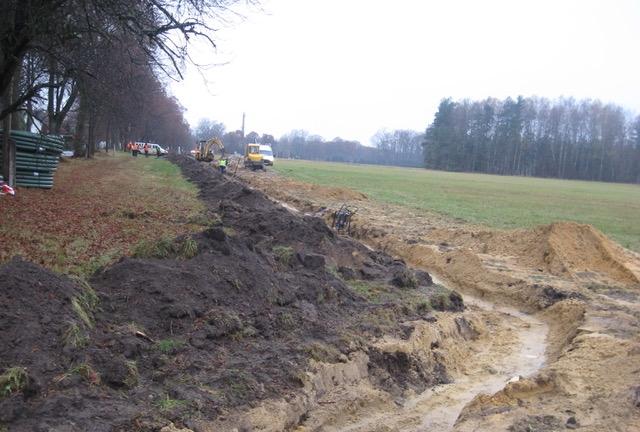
[337,293,548,432]
[412,295,548,431]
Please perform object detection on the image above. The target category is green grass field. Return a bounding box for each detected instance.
[274,160,640,251]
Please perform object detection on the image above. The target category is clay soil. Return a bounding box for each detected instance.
[239,166,640,431]
[0,156,474,432]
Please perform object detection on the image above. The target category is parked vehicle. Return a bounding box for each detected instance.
[259,144,275,166]
[244,143,264,170]
[135,142,168,156]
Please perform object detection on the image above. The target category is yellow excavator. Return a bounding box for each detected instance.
[195,137,225,162]
[244,143,265,170]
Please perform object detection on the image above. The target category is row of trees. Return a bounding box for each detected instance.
[193,120,425,167]
[197,95,640,183]
[424,96,640,183]
[192,118,276,155]
[1,0,242,177]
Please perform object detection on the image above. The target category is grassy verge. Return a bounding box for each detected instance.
[274,159,640,251]
[0,152,206,276]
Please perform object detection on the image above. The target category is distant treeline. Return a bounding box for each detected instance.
[193,120,424,167]
[275,130,423,167]
[424,97,640,183]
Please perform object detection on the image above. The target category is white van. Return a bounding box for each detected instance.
[259,144,274,166]
[135,142,168,156]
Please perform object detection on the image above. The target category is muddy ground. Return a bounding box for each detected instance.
[239,166,640,431]
[0,156,479,432]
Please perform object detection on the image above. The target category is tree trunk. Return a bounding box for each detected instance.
[74,84,88,157]
[10,63,22,130]
[1,77,16,186]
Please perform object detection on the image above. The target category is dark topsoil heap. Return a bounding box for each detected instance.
[0,155,463,432]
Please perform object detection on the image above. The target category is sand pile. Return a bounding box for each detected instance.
[503,222,639,285]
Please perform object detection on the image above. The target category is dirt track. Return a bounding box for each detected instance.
[239,166,640,431]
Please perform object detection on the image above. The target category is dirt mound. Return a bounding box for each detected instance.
[507,222,639,285]
[305,182,368,201]
[422,221,639,287]
[238,169,367,213]
[0,258,141,432]
[0,258,82,387]
[0,156,465,431]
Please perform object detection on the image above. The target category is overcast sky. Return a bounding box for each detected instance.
[170,0,640,145]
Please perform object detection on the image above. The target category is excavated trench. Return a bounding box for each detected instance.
[411,295,548,432]
[292,280,549,432]
[238,167,640,431]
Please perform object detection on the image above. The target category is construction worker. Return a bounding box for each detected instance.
[143,143,149,157]
[132,142,139,157]
[219,158,227,174]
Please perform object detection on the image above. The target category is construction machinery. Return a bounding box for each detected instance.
[195,137,225,162]
[244,143,265,170]
[332,204,358,234]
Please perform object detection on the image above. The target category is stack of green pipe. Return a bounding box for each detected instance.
[0,130,64,188]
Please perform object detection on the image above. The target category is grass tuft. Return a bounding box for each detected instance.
[430,292,453,311]
[178,237,198,259]
[63,322,89,348]
[132,236,174,259]
[0,367,28,397]
[222,226,236,237]
[347,280,389,303]
[71,276,99,309]
[276,312,296,330]
[71,297,94,328]
[155,394,187,412]
[124,360,138,388]
[304,341,342,363]
[155,339,184,354]
[273,245,294,267]
[69,363,100,385]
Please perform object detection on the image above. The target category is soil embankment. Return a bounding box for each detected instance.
[240,167,640,431]
[1,156,482,431]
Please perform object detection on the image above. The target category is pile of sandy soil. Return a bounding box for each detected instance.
[237,174,367,213]
[413,221,639,287]
[0,156,466,432]
[509,222,639,284]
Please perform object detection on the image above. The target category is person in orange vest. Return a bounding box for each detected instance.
[143,143,149,157]
[132,142,139,157]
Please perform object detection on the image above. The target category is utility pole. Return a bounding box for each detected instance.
[241,112,245,138]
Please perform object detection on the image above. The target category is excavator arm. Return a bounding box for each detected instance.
[196,137,225,162]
